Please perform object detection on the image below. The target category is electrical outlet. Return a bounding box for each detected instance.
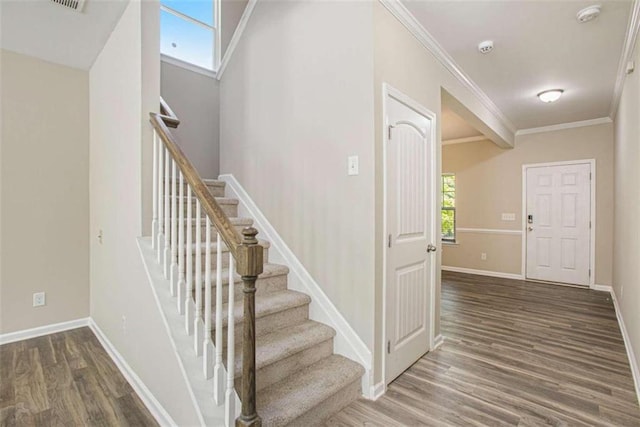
[481,252,487,261]
[347,155,359,176]
[33,292,46,307]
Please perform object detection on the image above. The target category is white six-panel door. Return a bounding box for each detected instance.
[525,163,591,286]
[385,93,434,384]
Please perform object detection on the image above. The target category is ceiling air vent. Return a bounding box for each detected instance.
[50,0,86,13]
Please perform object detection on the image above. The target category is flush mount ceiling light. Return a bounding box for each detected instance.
[577,5,601,23]
[537,89,564,103]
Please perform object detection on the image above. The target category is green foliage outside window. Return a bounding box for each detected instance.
[442,174,456,241]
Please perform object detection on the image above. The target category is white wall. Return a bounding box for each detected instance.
[89,2,200,424]
[0,49,89,333]
[613,32,640,385]
[220,0,376,351]
[161,60,220,178]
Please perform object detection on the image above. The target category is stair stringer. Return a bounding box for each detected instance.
[137,237,242,426]
[218,174,375,399]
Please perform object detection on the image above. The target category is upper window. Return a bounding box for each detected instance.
[161,0,218,71]
[442,174,456,242]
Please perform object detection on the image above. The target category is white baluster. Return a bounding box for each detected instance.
[194,200,204,356]
[157,141,164,263]
[152,131,158,249]
[163,149,171,278]
[170,160,179,296]
[203,220,214,378]
[185,186,194,335]
[225,255,236,426]
[177,172,186,314]
[214,233,224,404]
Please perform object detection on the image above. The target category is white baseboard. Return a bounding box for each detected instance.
[591,284,613,292]
[433,334,444,350]
[89,319,177,427]
[609,289,640,405]
[442,265,524,281]
[0,317,90,345]
[369,381,386,400]
[219,174,374,397]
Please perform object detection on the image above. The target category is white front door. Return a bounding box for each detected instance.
[385,92,434,384]
[525,163,591,286]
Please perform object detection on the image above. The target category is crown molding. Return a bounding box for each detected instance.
[610,0,640,119]
[442,135,488,145]
[216,0,258,80]
[378,0,516,134]
[515,117,613,136]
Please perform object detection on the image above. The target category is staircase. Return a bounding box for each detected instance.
[150,101,364,426]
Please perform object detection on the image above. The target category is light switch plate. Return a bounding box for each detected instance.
[501,213,516,221]
[347,155,359,176]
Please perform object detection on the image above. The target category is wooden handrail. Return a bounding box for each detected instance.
[159,97,181,129]
[150,101,263,426]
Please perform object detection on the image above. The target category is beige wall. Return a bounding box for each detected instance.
[161,60,220,178]
[613,33,640,382]
[372,2,516,384]
[441,123,614,285]
[220,0,376,349]
[221,0,248,58]
[0,49,89,333]
[89,2,200,424]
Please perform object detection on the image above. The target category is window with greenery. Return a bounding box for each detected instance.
[442,174,456,242]
[160,0,219,71]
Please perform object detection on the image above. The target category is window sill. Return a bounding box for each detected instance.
[161,54,218,79]
[442,241,459,246]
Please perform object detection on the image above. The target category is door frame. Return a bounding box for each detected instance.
[521,159,596,287]
[381,83,438,387]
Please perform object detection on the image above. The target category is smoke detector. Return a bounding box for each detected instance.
[478,40,494,54]
[50,0,86,13]
[576,5,601,23]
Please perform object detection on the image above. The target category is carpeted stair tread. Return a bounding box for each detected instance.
[257,355,365,426]
[213,290,311,328]
[234,320,335,376]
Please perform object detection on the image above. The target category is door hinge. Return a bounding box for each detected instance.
[387,340,391,354]
[590,172,592,180]
[589,269,591,277]
[388,125,394,140]
[589,221,592,229]
[388,234,392,248]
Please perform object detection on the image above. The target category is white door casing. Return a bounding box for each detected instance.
[525,162,592,286]
[383,85,436,385]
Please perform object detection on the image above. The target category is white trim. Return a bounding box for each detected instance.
[442,135,487,145]
[161,54,217,79]
[591,284,613,293]
[457,227,522,236]
[515,117,613,137]
[161,5,214,31]
[442,265,525,281]
[610,288,640,404]
[377,0,516,135]
[521,159,596,287]
[0,317,90,345]
[89,319,178,427]
[610,0,640,119]
[369,382,386,401]
[433,334,444,350]
[381,83,438,387]
[216,0,258,80]
[218,174,375,398]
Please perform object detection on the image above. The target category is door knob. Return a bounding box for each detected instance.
[427,244,437,253]
[528,226,534,231]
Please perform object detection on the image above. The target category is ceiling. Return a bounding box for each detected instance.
[402,0,632,130]
[0,0,129,70]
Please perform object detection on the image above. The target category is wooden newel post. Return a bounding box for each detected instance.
[236,227,263,427]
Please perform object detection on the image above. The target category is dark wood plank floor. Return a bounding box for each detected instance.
[0,327,158,427]
[328,272,640,426]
